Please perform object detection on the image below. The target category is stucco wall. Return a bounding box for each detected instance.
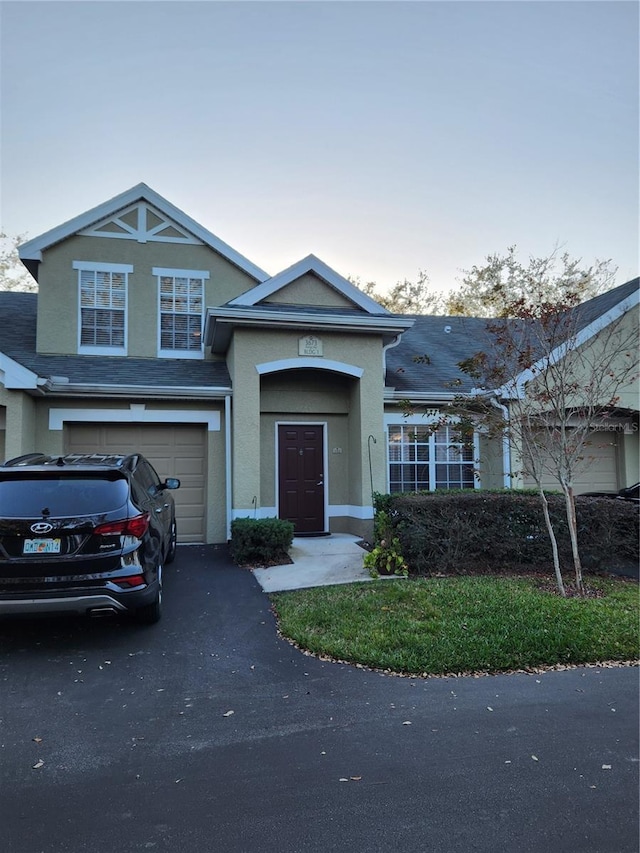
[526,310,639,411]
[229,327,386,529]
[0,387,37,461]
[36,234,260,356]
[265,273,359,309]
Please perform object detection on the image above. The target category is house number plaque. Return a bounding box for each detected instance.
[299,335,323,356]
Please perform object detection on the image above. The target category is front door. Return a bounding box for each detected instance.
[278,425,325,534]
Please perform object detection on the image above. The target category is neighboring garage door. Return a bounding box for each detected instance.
[524,430,618,494]
[66,424,206,543]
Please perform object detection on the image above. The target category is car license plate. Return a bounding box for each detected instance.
[23,538,62,555]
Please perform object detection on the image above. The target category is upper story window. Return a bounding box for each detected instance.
[154,267,208,359]
[74,261,132,355]
[386,419,477,493]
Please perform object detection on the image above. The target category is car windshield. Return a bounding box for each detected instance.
[0,476,129,517]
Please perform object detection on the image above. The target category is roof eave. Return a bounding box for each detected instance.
[33,381,232,399]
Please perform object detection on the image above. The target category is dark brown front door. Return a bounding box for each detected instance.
[278,425,325,534]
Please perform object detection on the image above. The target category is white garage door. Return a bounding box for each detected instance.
[66,424,206,543]
[524,430,618,494]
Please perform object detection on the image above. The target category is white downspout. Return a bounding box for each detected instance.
[382,334,403,381]
[225,394,232,540]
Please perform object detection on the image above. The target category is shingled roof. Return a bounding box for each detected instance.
[0,292,231,393]
[1,277,637,399]
[385,277,639,397]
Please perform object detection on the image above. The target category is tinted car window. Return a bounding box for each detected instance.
[135,461,162,496]
[0,476,129,517]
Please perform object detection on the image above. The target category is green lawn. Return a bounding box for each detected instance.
[271,576,639,676]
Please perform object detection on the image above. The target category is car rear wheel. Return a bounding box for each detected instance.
[135,568,162,625]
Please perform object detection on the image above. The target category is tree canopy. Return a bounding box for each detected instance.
[0,231,36,292]
[445,246,617,318]
[350,270,445,315]
[352,247,618,318]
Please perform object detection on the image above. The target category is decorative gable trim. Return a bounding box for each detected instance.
[18,183,270,283]
[229,254,390,314]
[79,202,205,245]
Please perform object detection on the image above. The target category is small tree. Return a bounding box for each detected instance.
[456,279,638,595]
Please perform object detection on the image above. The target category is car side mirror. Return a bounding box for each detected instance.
[162,478,181,490]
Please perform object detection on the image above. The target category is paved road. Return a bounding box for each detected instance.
[1,546,638,853]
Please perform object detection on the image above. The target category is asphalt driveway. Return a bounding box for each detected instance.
[1,545,638,853]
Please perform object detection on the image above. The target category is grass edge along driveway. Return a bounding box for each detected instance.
[271,576,639,677]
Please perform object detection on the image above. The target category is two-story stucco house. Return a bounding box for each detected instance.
[1,184,638,544]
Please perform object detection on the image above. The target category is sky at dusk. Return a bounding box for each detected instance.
[1,0,638,295]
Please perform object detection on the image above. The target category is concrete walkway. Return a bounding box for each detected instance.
[252,533,372,592]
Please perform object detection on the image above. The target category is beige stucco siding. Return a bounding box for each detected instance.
[260,370,351,414]
[36,234,260,356]
[259,371,353,511]
[477,433,506,489]
[525,310,639,412]
[265,273,361,309]
[229,327,386,525]
[0,387,37,461]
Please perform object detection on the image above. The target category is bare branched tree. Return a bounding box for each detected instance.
[456,278,638,595]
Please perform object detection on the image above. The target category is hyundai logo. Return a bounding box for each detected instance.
[30,522,54,534]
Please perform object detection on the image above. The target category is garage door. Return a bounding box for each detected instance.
[66,424,206,543]
[524,430,618,494]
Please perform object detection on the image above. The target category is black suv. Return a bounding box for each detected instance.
[0,453,180,624]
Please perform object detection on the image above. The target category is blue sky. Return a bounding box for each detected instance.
[1,1,638,294]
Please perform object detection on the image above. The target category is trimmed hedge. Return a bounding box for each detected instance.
[230,517,294,566]
[374,491,639,576]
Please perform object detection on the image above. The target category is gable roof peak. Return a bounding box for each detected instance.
[18,183,270,284]
[229,253,391,314]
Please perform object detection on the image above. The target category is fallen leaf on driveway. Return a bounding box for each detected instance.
[222,710,235,717]
[531,755,539,761]
[402,721,412,726]
[32,736,43,744]
[602,765,612,770]
[32,759,44,769]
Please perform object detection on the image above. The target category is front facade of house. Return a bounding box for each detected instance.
[1,184,638,543]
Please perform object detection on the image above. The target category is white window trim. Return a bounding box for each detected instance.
[74,261,132,356]
[384,413,481,492]
[154,267,208,359]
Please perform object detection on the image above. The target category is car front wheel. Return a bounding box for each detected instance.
[165,519,177,565]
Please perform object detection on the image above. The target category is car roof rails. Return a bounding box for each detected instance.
[2,452,52,467]
[2,451,141,470]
